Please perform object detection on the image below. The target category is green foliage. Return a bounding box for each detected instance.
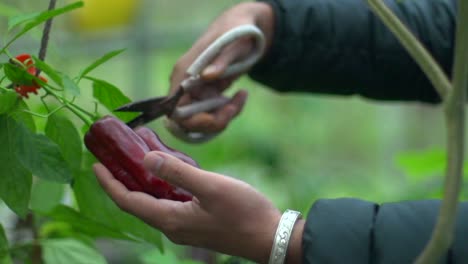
[45,114,82,172]
[3,63,35,85]
[89,77,138,121]
[41,238,107,264]
[77,49,126,82]
[2,2,84,52]
[140,249,203,264]
[0,91,18,114]
[0,115,32,217]
[45,205,137,241]
[0,225,12,264]
[0,2,166,262]
[73,157,163,249]
[15,121,72,183]
[397,148,468,181]
[29,179,64,213]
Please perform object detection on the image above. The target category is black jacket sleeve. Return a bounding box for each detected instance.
[302,198,468,263]
[249,0,456,103]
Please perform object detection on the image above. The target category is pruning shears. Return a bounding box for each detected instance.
[115,24,266,129]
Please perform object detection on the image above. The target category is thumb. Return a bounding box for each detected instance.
[143,151,218,199]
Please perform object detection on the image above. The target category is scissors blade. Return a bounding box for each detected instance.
[124,113,157,129]
[114,96,167,113]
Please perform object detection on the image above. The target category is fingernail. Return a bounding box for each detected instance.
[144,152,164,176]
[202,65,218,78]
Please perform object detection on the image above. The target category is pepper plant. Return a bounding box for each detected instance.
[0,1,184,263]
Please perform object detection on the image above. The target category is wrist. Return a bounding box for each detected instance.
[267,210,304,264]
[286,218,305,263]
[251,2,275,55]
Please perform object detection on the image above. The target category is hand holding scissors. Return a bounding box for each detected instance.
[115,24,266,142]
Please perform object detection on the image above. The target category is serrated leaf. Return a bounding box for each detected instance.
[16,123,72,183]
[0,224,13,264]
[45,114,82,172]
[47,205,135,241]
[89,77,137,121]
[0,115,32,217]
[77,49,125,81]
[4,2,84,51]
[0,91,18,114]
[61,74,80,97]
[0,3,20,17]
[74,154,162,249]
[30,179,64,213]
[42,238,106,264]
[8,12,41,32]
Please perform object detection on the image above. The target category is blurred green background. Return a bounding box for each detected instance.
[0,0,466,263]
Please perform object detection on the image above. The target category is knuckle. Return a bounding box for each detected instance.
[170,58,186,82]
[162,159,185,183]
[114,192,132,212]
[213,120,228,132]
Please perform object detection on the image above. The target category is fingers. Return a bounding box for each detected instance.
[93,163,175,228]
[201,37,254,81]
[143,151,220,199]
[178,90,248,133]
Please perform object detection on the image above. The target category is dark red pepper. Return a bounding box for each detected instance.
[84,116,194,202]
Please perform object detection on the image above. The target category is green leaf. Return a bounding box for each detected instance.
[45,114,82,172]
[61,74,80,97]
[9,100,36,132]
[42,238,106,264]
[0,224,13,264]
[77,49,125,81]
[30,179,64,213]
[32,56,62,86]
[47,205,136,241]
[3,63,34,85]
[89,77,138,121]
[3,2,84,51]
[0,115,32,217]
[8,12,41,32]
[74,154,162,249]
[396,149,446,180]
[0,91,18,114]
[15,122,72,183]
[140,249,203,264]
[0,3,20,17]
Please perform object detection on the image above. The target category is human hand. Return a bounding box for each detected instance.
[93,150,306,263]
[167,2,275,135]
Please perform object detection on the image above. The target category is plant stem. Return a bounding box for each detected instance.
[414,1,468,263]
[38,0,57,62]
[65,102,93,126]
[38,83,94,126]
[367,0,452,100]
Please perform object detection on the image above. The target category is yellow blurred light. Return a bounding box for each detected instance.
[71,0,140,31]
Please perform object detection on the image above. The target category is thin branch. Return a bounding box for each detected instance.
[367,0,452,100]
[38,0,57,62]
[415,1,468,263]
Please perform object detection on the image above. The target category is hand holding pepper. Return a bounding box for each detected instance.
[93,151,305,264]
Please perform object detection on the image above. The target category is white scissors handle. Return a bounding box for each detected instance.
[166,24,265,144]
[187,24,266,78]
